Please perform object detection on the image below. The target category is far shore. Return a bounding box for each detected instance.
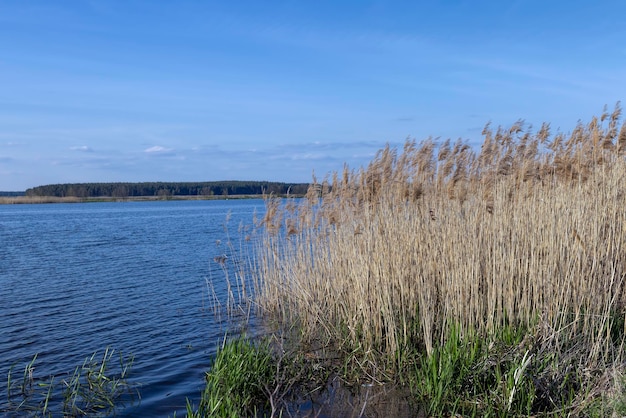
[0,194,295,205]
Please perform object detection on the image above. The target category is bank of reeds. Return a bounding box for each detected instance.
[247,104,626,414]
[0,196,83,204]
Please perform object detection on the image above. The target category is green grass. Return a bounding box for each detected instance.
[61,347,138,416]
[186,335,276,417]
[4,347,138,417]
[412,324,484,415]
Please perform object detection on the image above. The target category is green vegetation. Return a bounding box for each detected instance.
[218,103,626,416]
[4,348,138,417]
[185,336,275,418]
[25,180,309,198]
[410,322,588,416]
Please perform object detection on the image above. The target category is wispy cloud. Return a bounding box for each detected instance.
[144,145,173,154]
[289,153,326,161]
[277,139,390,151]
[1,140,24,147]
[70,145,93,152]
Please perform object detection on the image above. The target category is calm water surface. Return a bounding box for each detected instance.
[0,199,265,416]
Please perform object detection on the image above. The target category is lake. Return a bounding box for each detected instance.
[0,199,266,416]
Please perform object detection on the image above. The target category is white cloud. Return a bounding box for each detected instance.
[70,145,93,152]
[144,145,173,153]
[2,141,24,147]
[290,152,326,161]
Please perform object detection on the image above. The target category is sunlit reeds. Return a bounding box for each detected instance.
[249,104,626,405]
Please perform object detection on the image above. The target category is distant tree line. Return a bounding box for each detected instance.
[25,181,310,198]
[0,191,25,196]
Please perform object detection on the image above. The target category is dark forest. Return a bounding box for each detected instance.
[25,181,309,198]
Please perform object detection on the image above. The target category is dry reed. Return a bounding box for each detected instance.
[247,105,626,401]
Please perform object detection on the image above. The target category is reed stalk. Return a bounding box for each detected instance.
[246,103,626,414]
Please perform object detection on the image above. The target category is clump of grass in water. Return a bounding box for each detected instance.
[4,347,138,417]
[5,354,51,416]
[186,335,275,417]
[62,347,138,416]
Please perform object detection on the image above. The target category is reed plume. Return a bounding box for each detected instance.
[248,105,626,402]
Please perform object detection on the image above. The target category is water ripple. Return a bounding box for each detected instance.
[0,199,265,416]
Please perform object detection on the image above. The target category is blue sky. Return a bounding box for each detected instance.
[2,1,626,190]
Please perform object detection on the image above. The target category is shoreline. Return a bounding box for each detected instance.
[0,194,301,205]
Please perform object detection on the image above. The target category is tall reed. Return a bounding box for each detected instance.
[250,103,626,383]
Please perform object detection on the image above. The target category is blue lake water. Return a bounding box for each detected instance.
[0,199,266,416]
